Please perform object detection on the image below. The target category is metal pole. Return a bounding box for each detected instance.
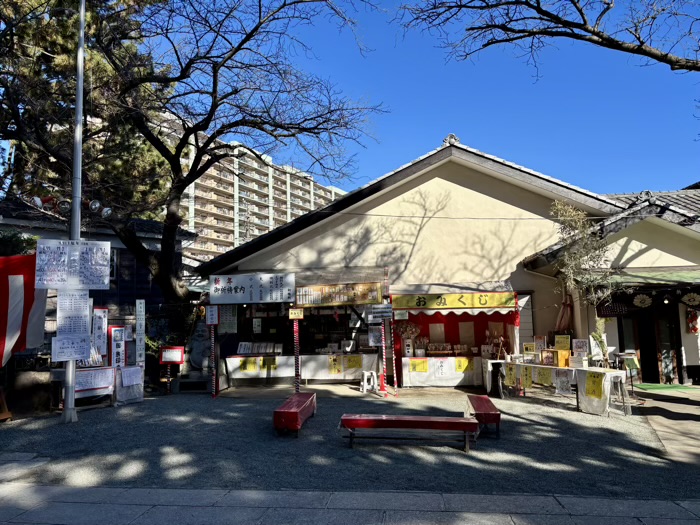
[62,0,86,424]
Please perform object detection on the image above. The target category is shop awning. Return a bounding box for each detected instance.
[390,281,517,315]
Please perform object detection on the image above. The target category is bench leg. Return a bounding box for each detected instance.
[464,432,469,453]
[348,429,355,448]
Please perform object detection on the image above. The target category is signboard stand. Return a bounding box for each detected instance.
[379,321,388,397]
[293,319,301,393]
[206,306,219,399]
[160,346,185,395]
[388,319,399,397]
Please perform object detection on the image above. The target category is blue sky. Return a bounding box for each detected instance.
[297,6,700,196]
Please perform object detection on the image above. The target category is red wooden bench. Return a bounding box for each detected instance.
[274,392,316,437]
[467,394,501,437]
[340,414,479,453]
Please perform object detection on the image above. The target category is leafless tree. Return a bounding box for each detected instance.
[3,0,380,303]
[401,0,700,72]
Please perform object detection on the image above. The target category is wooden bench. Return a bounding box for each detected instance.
[340,414,479,452]
[273,392,316,437]
[467,394,501,437]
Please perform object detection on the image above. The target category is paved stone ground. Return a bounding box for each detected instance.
[1,384,698,502]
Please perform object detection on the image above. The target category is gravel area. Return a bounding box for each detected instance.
[1,384,696,499]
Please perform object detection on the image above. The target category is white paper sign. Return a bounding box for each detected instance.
[121,366,143,387]
[210,273,295,304]
[35,239,110,290]
[92,308,108,355]
[57,290,91,336]
[76,367,114,392]
[434,358,448,376]
[111,327,126,368]
[253,318,261,334]
[52,336,91,361]
[206,306,219,325]
[219,305,237,334]
[124,325,133,341]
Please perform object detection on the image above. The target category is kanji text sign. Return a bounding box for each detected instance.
[209,273,294,304]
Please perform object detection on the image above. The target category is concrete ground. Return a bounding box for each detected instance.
[1,383,699,524]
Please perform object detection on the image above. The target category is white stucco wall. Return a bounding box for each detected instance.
[607,221,700,268]
[239,161,564,336]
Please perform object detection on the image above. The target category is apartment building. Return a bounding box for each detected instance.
[182,150,345,264]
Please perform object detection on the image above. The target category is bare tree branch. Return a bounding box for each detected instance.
[401,0,700,71]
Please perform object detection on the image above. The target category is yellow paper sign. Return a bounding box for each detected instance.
[329,355,342,375]
[585,371,605,399]
[392,292,516,310]
[522,365,533,388]
[504,363,516,386]
[344,355,362,369]
[261,357,277,370]
[523,342,536,353]
[239,357,259,373]
[410,358,429,373]
[537,367,553,386]
[289,308,304,319]
[554,335,571,350]
[455,357,474,373]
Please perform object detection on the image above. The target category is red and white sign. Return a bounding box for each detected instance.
[0,255,47,368]
[160,346,185,364]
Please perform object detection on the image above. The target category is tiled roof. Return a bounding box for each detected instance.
[0,196,196,238]
[604,190,700,216]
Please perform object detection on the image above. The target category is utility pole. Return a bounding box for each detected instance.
[62,0,86,423]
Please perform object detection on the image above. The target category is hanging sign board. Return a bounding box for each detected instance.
[209,273,294,304]
[392,292,516,310]
[92,308,109,356]
[394,310,409,320]
[35,239,110,290]
[160,346,185,364]
[51,335,91,362]
[368,304,392,322]
[75,367,114,396]
[206,306,219,325]
[135,299,146,365]
[289,308,304,320]
[295,282,382,307]
[57,290,91,336]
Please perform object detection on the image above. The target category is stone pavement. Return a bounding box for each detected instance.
[635,386,700,465]
[1,481,700,525]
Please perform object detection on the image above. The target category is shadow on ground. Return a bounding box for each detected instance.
[1,384,698,500]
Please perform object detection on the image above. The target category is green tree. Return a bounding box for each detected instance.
[2,0,377,302]
[402,0,700,72]
[0,229,37,256]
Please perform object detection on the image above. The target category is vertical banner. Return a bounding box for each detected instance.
[210,325,216,398]
[380,321,388,397]
[135,299,146,365]
[293,319,300,393]
[92,308,109,356]
[109,326,126,368]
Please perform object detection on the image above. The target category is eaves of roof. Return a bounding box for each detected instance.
[196,141,628,277]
